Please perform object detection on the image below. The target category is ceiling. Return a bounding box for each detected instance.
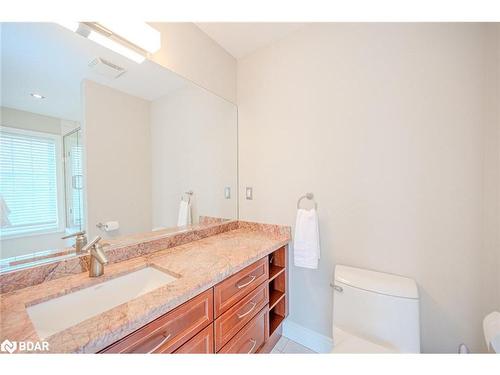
[1,23,188,121]
[195,23,306,59]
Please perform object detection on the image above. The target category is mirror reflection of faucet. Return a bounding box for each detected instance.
[61,231,87,253]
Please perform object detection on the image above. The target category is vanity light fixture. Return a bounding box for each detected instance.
[30,93,45,99]
[87,30,146,63]
[95,22,161,54]
[56,22,161,64]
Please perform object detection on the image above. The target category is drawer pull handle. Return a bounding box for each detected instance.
[148,332,172,353]
[246,339,257,354]
[237,301,257,319]
[236,275,256,289]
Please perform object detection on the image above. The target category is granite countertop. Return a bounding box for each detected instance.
[0,227,290,353]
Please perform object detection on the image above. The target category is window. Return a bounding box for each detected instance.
[0,126,63,238]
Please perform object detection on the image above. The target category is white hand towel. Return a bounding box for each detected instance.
[293,208,320,269]
[484,311,500,353]
[177,200,192,227]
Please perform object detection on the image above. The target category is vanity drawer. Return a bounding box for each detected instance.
[218,306,268,354]
[214,257,268,317]
[174,324,214,354]
[215,281,268,351]
[100,289,213,353]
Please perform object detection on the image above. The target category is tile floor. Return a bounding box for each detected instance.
[270,336,316,354]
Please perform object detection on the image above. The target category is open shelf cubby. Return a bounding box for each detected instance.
[269,288,285,310]
[268,246,287,337]
[268,246,286,280]
[269,246,286,268]
[269,296,286,335]
[269,272,286,309]
[269,264,285,281]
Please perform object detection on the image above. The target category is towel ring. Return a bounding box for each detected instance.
[297,192,317,210]
[181,190,193,204]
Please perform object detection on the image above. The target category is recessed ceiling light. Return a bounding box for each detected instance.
[30,93,45,99]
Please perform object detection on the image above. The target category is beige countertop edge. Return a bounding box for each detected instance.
[0,228,290,353]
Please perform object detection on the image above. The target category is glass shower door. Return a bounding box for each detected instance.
[63,129,84,231]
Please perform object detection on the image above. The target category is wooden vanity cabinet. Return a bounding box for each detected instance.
[217,306,268,354]
[174,324,214,354]
[99,246,288,354]
[100,289,213,353]
[215,247,288,354]
[214,257,268,317]
[214,280,269,351]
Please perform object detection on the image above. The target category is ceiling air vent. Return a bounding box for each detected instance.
[88,58,126,79]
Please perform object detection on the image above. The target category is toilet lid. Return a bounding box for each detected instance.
[331,327,397,354]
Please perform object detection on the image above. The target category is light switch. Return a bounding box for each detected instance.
[224,187,231,199]
[246,187,253,200]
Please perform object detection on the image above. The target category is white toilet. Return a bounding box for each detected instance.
[331,265,421,353]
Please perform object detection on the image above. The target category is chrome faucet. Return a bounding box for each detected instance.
[82,236,109,277]
[62,230,87,254]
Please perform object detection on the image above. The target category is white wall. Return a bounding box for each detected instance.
[82,77,238,240]
[151,84,238,228]
[479,23,500,352]
[237,23,500,353]
[150,23,237,104]
[497,25,500,309]
[83,81,152,240]
[1,106,76,135]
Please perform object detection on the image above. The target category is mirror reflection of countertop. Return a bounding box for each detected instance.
[0,223,290,353]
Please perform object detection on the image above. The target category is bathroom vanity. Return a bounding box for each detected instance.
[0,221,290,353]
[100,246,287,354]
[0,23,288,355]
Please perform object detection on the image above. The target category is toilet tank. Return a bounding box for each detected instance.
[333,265,421,353]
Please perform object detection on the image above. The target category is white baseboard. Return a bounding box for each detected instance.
[282,319,333,353]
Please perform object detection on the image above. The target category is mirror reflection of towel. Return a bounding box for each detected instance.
[177,200,192,227]
[0,196,11,227]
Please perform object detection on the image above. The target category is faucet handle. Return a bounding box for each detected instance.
[61,230,86,240]
[82,236,102,252]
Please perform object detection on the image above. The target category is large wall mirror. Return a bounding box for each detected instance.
[0,23,238,268]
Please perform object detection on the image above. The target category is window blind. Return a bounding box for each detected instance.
[0,128,60,237]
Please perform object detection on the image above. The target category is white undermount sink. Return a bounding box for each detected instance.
[27,266,178,339]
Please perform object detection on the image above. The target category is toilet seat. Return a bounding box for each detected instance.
[331,327,397,354]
